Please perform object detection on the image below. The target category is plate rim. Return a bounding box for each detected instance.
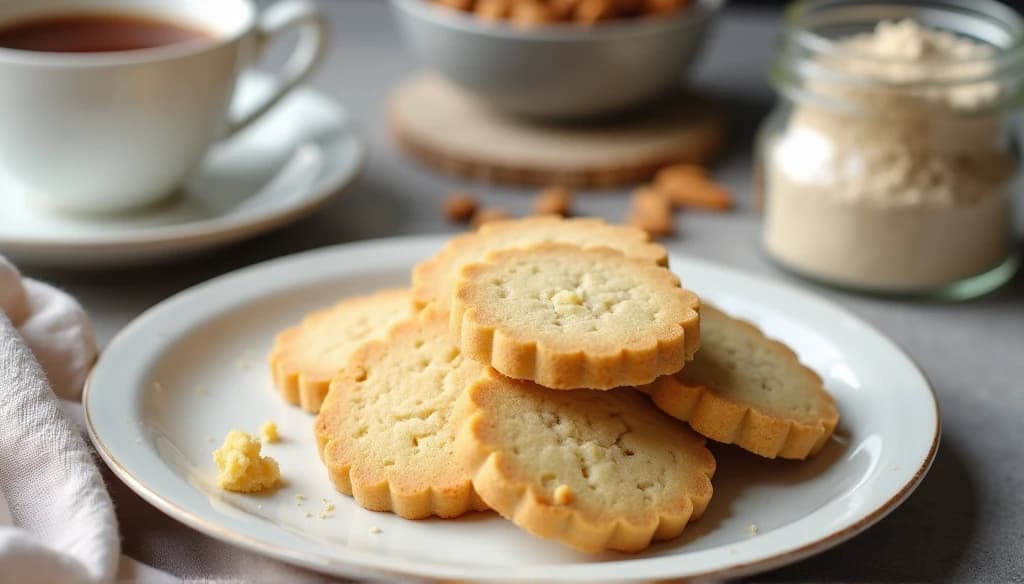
[0,73,367,253]
[85,235,941,582]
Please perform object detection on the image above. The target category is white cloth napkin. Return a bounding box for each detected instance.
[0,256,119,584]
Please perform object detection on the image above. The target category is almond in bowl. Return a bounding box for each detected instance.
[390,0,724,119]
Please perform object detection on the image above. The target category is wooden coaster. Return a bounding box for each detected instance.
[390,74,725,188]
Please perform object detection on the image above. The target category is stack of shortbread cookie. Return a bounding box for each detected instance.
[268,216,839,553]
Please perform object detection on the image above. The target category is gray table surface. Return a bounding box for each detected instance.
[27,2,1024,582]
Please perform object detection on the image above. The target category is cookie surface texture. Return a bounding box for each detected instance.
[643,304,839,459]
[451,243,700,389]
[313,309,490,519]
[456,374,715,552]
[268,288,411,413]
[412,216,667,312]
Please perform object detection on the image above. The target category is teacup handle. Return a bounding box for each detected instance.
[225,0,327,137]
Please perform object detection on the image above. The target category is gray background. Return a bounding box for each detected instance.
[28,2,1024,582]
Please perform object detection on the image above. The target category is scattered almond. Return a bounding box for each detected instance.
[533,186,573,216]
[655,164,733,211]
[443,192,479,222]
[627,187,674,238]
[472,207,515,228]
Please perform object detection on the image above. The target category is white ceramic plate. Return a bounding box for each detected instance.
[85,236,939,582]
[0,72,365,269]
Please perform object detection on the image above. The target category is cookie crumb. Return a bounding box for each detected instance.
[261,421,280,444]
[746,523,760,535]
[318,501,336,519]
[369,526,382,534]
[304,512,312,518]
[443,192,479,222]
[296,494,306,503]
[533,186,573,216]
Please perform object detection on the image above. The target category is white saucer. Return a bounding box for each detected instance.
[86,236,939,582]
[0,72,365,269]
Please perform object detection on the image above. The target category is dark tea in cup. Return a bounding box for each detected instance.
[0,12,211,53]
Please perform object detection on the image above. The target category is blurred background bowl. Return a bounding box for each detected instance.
[390,0,724,119]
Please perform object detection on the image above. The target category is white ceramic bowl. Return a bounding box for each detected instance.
[390,0,724,119]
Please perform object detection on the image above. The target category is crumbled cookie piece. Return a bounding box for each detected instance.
[532,186,573,216]
[444,192,479,223]
[627,187,675,238]
[213,430,281,493]
[471,207,515,228]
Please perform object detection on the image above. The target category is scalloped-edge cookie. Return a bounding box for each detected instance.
[314,308,490,519]
[641,304,839,460]
[268,288,411,413]
[412,215,668,312]
[451,243,700,389]
[455,373,715,553]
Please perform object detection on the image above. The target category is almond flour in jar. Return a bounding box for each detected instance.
[759,3,1023,296]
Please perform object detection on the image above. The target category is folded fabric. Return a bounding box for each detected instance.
[0,256,119,584]
[0,258,96,399]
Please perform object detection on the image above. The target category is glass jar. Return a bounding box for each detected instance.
[756,0,1023,298]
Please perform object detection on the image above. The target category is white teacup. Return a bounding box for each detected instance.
[0,0,327,214]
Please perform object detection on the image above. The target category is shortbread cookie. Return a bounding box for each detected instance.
[412,216,668,311]
[642,305,839,459]
[314,309,490,519]
[268,288,411,413]
[451,243,700,389]
[456,374,715,552]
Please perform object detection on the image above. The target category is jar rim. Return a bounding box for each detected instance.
[783,0,1024,66]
